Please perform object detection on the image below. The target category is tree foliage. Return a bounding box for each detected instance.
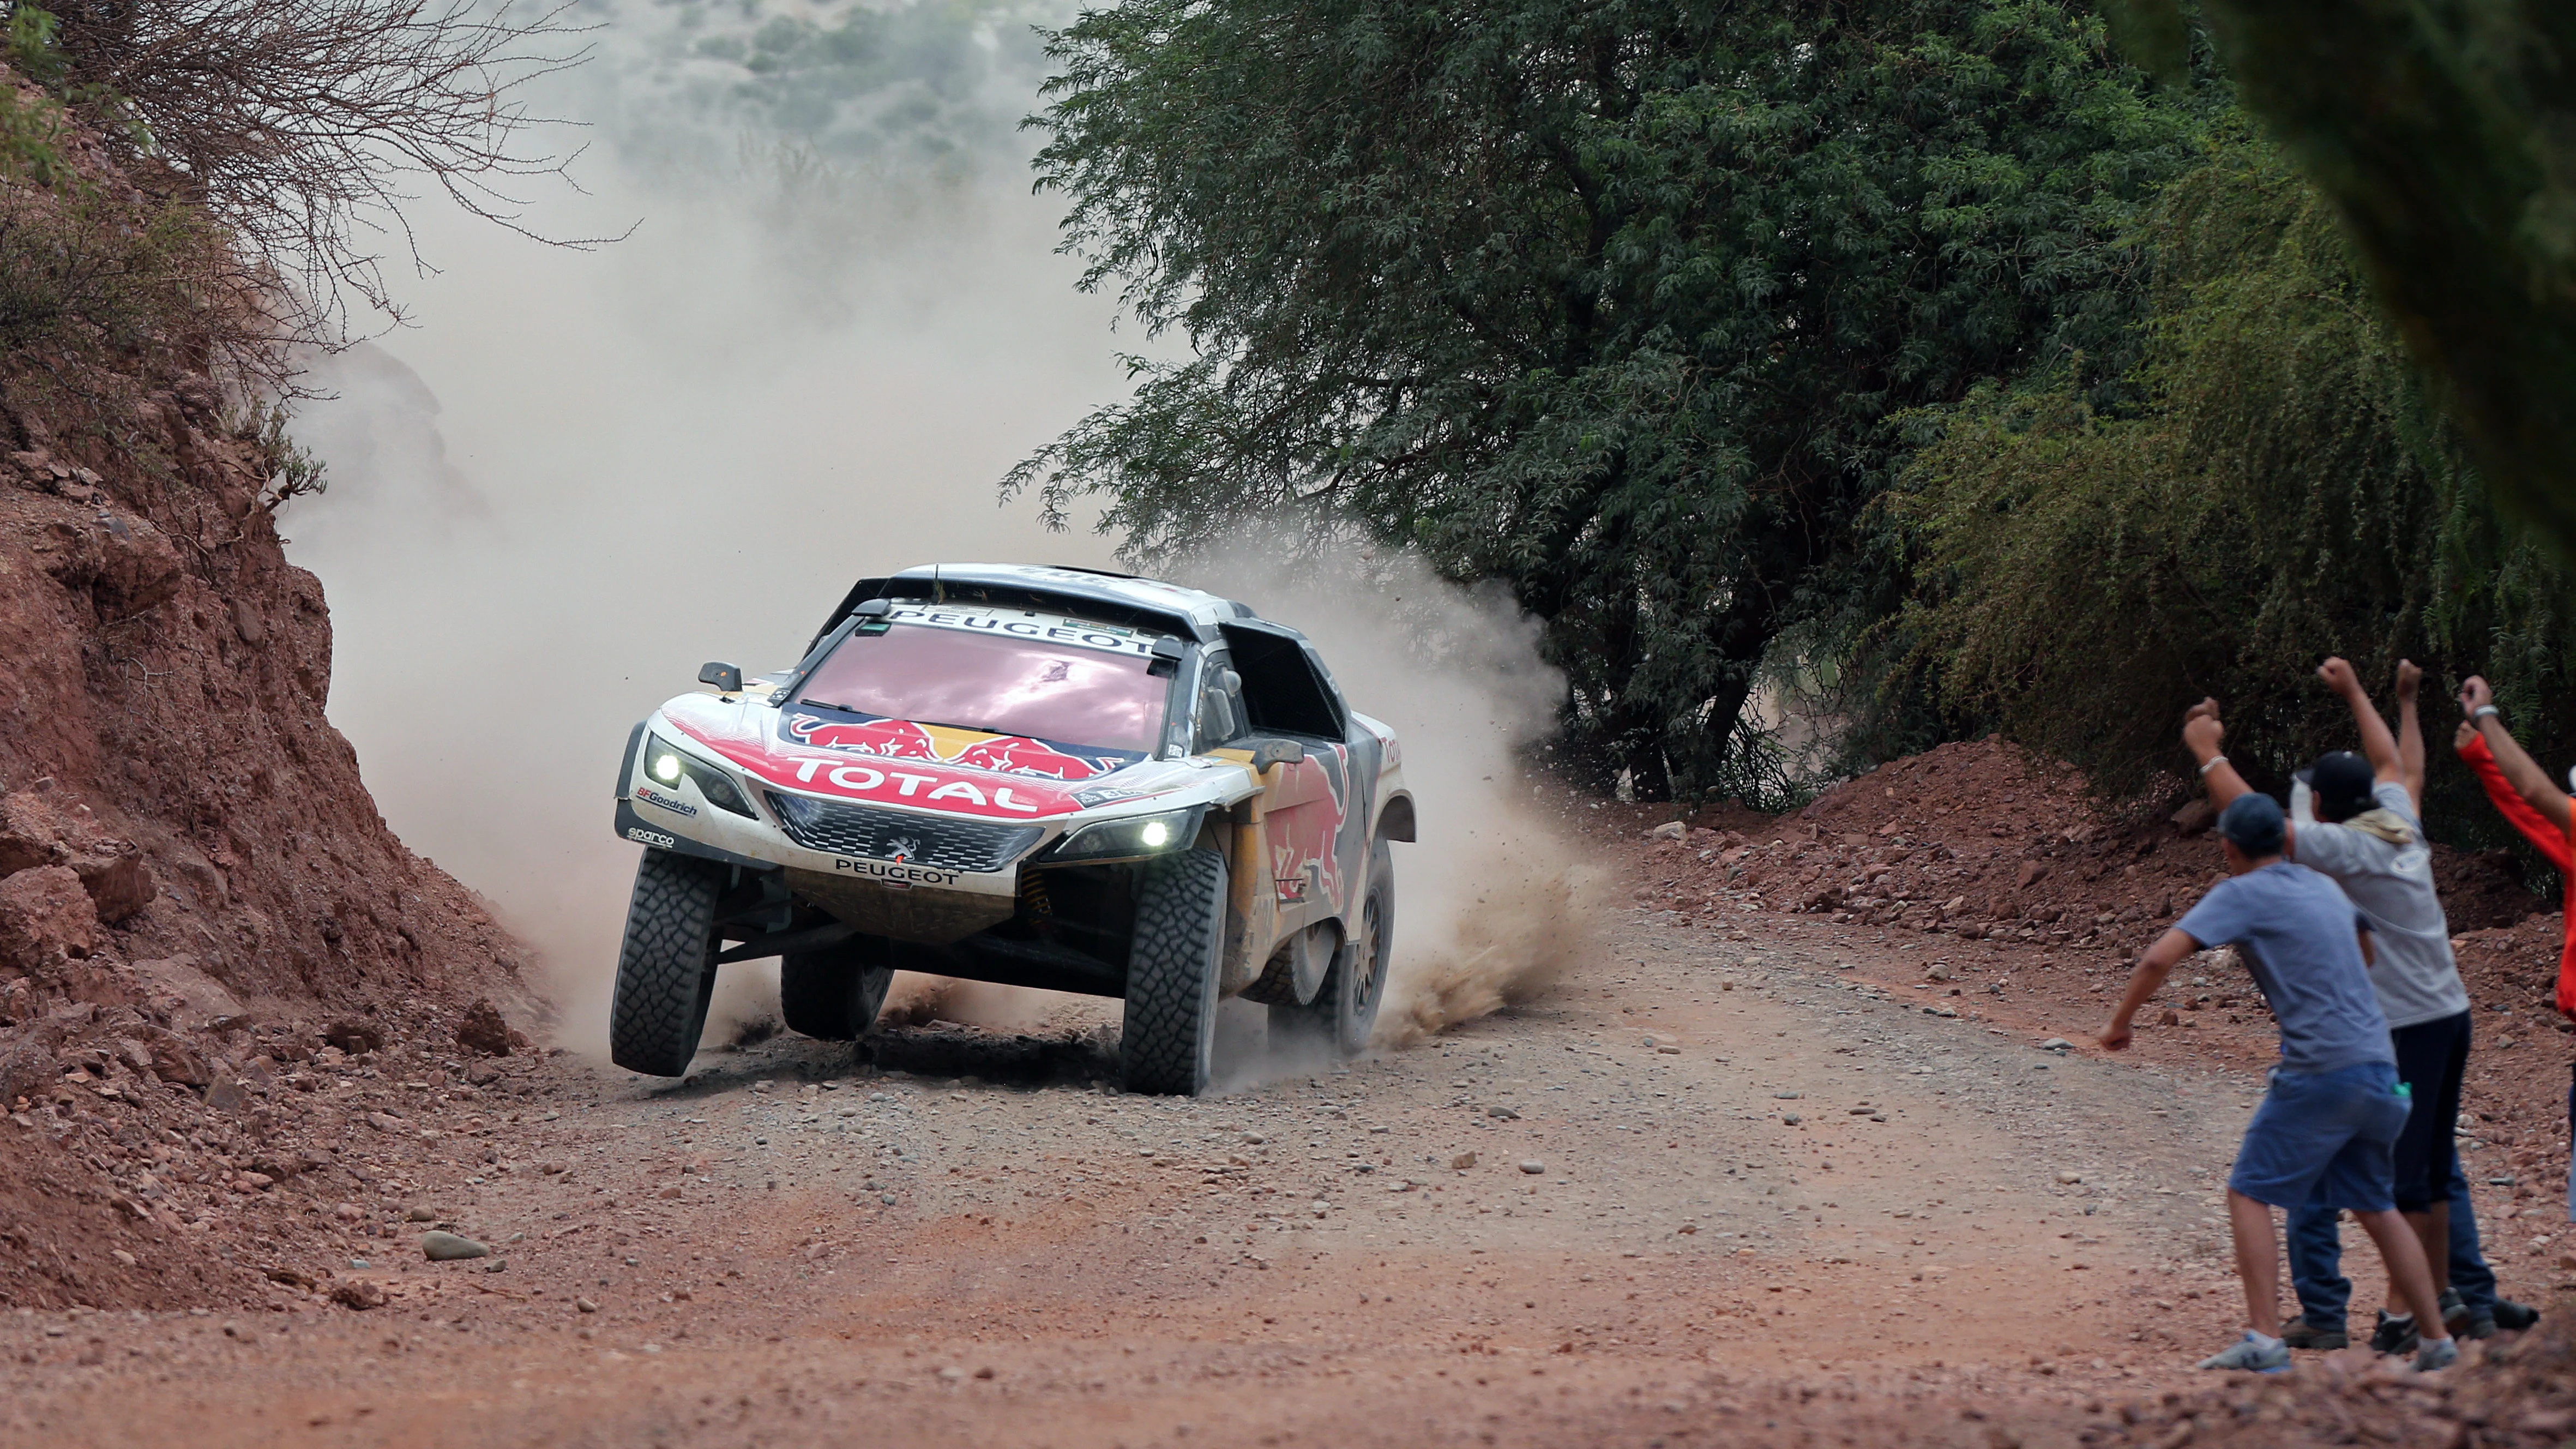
[2116,0,2576,561]
[1015,0,2214,798]
[1897,138,2576,833]
[10,0,601,337]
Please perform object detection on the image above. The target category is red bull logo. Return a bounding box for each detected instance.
[784,713,1126,783]
[952,735,1116,781]
[785,714,942,760]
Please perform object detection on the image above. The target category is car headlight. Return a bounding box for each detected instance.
[638,733,755,818]
[1042,807,1206,864]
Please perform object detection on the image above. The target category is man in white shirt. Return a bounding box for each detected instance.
[2183,659,2479,1354]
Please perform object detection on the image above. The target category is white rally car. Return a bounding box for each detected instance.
[607,564,1414,1095]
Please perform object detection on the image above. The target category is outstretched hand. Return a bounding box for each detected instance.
[2318,657,2361,697]
[2396,659,2422,703]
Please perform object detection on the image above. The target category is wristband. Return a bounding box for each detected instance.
[2198,755,2227,776]
[2472,705,2500,722]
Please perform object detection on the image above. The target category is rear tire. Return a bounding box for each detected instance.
[1266,840,1397,1057]
[609,850,725,1077]
[1328,840,1396,1055]
[1120,848,1228,1096]
[780,936,894,1041]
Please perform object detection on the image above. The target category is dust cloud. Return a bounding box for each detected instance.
[281,9,1600,1063]
[1175,551,1611,1051]
[284,106,1128,1051]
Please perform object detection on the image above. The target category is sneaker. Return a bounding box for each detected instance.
[2461,1312,2497,1340]
[2494,1298,2541,1332]
[2370,1310,2420,1356]
[2440,1288,2470,1335]
[2279,1314,2349,1350]
[2199,1332,2292,1373]
[2415,1336,2459,1372]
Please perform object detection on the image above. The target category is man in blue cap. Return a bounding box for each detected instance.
[2099,790,2455,1372]
[2183,662,2517,1352]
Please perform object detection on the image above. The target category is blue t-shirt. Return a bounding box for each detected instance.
[2176,862,2393,1073]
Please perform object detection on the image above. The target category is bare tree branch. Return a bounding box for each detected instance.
[29,0,617,342]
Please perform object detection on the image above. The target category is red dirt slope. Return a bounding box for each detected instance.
[0,105,535,1309]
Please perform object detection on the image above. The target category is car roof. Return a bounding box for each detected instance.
[897,564,1244,629]
[810,563,1259,651]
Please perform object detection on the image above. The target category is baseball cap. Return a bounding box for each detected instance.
[2294,751,2376,822]
[2217,793,2286,857]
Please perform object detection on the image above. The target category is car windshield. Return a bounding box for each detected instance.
[795,621,1168,755]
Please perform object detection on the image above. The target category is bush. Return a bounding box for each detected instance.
[0,158,227,360]
[1895,136,2576,845]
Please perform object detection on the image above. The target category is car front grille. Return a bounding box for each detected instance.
[766,793,1044,875]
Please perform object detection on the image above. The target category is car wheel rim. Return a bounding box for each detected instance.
[1352,892,1385,1012]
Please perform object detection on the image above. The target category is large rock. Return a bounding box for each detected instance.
[71,850,154,923]
[0,793,155,922]
[0,796,57,876]
[0,865,99,973]
[454,998,513,1057]
[131,956,244,1030]
[37,507,186,622]
[137,1026,209,1087]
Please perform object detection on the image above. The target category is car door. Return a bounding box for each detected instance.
[1218,621,1375,928]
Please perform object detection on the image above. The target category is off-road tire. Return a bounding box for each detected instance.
[1121,847,1229,1096]
[780,937,894,1041]
[609,850,726,1077]
[1331,839,1396,1055]
[1267,839,1398,1057]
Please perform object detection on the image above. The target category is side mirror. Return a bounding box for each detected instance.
[699,662,744,693]
[1250,738,1304,770]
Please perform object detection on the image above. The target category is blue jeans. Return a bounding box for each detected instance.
[2289,1162,2497,1325]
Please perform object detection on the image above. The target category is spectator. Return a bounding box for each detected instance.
[2289,1165,2538,1343]
[2184,662,2479,1355]
[2455,673,2576,1226]
[2099,791,2455,1372]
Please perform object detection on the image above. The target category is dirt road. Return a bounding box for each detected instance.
[3,905,2302,1448]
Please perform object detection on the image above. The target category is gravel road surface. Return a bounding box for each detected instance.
[1,903,2306,1448]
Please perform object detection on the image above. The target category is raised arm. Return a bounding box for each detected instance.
[2182,699,2252,808]
[2455,722,2573,867]
[2461,676,2573,835]
[2394,660,2425,811]
[2319,657,2402,785]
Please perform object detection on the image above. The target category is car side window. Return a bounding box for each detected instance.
[1217,622,1345,738]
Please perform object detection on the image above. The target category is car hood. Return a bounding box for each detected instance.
[654,693,1250,822]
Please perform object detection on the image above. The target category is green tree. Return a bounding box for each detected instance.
[1897,137,2576,829]
[1015,0,2212,797]
[2116,0,2576,560]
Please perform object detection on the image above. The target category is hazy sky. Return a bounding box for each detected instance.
[283,5,1580,1049]
[286,13,1130,1022]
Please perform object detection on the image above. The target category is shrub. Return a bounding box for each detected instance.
[1896,137,2576,843]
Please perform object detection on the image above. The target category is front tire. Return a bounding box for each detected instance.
[780,935,894,1041]
[1121,848,1228,1096]
[609,850,725,1077]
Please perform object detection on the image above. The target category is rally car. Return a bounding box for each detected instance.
[606,563,1414,1095]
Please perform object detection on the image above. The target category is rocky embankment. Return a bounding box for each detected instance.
[0,117,537,1308]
